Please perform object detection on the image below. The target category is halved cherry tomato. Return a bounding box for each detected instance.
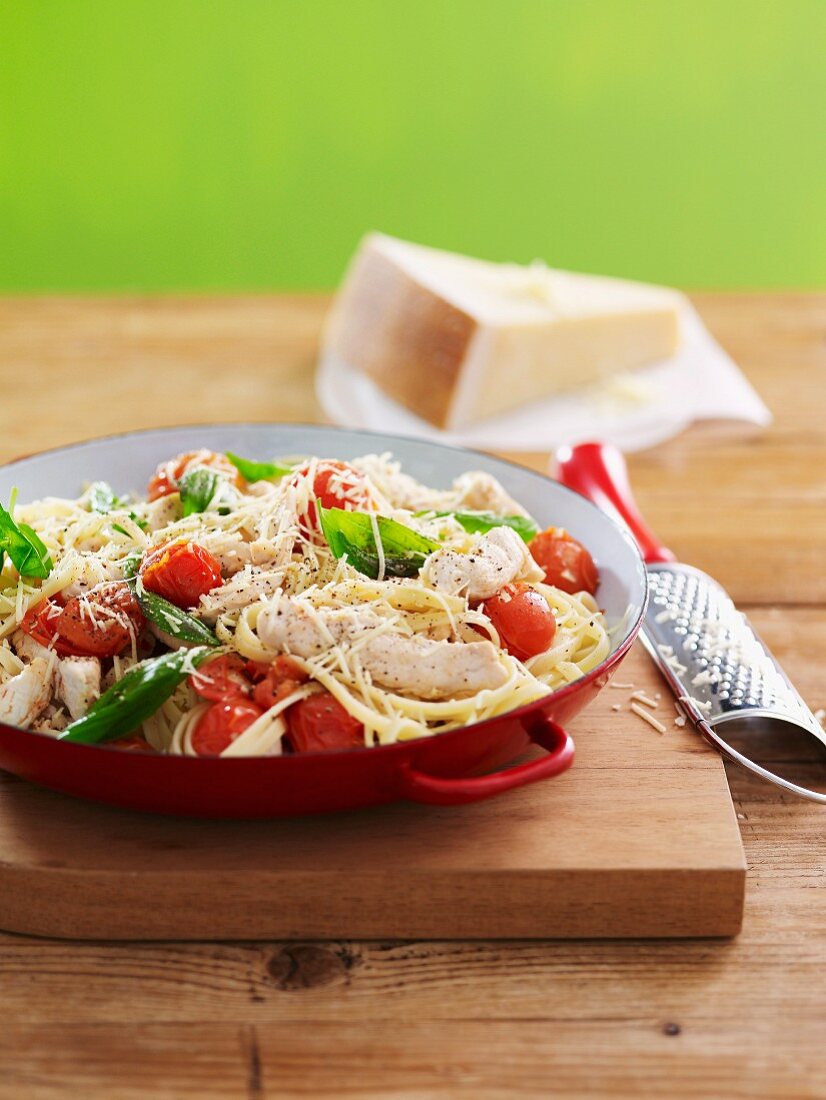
[57,583,146,657]
[190,700,264,757]
[529,528,599,596]
[21,582,145,658]
[244,659,273,683]
[252,655,309,710]
[189,653,251,703]
[139,541,223,609]
[287,691,365,753]
[112,735,157,753]
[482,582,557,662]
[20,598,65,649]
[288,460,373,534]
[147,449,243,502]
[189,653,309,712]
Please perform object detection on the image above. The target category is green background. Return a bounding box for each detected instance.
[1,0,824,292]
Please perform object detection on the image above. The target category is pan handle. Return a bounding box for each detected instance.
[400,716,574,806]
[555,441,675,565]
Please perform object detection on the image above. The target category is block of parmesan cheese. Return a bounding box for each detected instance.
[322,233,681,430]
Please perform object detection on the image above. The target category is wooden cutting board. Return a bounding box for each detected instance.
[0,642,745,941]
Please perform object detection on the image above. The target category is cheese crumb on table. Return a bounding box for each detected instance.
[630,702,668,734]
[629,690,658,709]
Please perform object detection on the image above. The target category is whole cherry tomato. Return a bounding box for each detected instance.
[147,450,243,502]
[190,700,264,757]
[20,598,65,649]
[529,528,599,596]
[482,582,557,662]
[139,541,222,608]
[288,460,373,535]
[111,735,157,753]
[21,582,145,658]
[189,653,251,702]
[287,691,365,753]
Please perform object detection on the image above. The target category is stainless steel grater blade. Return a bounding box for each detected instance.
[642,562,826,803]
[557,442,826,804]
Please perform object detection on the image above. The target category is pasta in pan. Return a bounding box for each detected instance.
[0,449,608,756]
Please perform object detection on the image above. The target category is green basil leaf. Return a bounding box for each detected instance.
[178,467,222,516]
[416,510,540,543]
[59,646,213,745]
[121,553,142,580]
[88,481,120,513]
[0,501,52,579]
[319,505,440,580]
[16,524,52,577]
[88,481,148,531]
[226,452,294,482]
[135,576,220,645]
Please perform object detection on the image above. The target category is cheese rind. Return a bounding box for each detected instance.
[323,234,681,430]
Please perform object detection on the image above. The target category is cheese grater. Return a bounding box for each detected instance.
[557,443,826,804]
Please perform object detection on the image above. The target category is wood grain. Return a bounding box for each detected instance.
[0,294,823,1098]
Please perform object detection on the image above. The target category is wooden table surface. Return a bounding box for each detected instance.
[0,293,824,1099]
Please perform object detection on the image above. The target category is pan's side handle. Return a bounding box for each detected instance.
[400,716,574,806]
[555,441,675,566]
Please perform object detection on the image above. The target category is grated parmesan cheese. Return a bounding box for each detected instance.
[6,450,611,755]
[629,690,658,709]
[630,702,667,734]
[656,644,688,677]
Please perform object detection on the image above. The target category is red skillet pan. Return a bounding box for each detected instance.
[0,425,648,817]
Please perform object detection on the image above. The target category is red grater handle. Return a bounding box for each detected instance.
[555,442,676,565]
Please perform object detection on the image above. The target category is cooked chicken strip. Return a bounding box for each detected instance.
[422,526,543,601]
[56,657,101,720]
[359,632,508,698]
[198,566,287,624]
[0,657,55,728]
[199,529,293,578]
[31,704,70,734]
[198,531,257,577]
[142,494,181,532]
[351,458,524,517]
[257,598,508,699]
[61,553,124,599]
[450,471,527,517]
[258,600,374,655]
[13,628,53,663]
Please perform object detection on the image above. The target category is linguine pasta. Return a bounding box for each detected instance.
[0,449,608,756]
